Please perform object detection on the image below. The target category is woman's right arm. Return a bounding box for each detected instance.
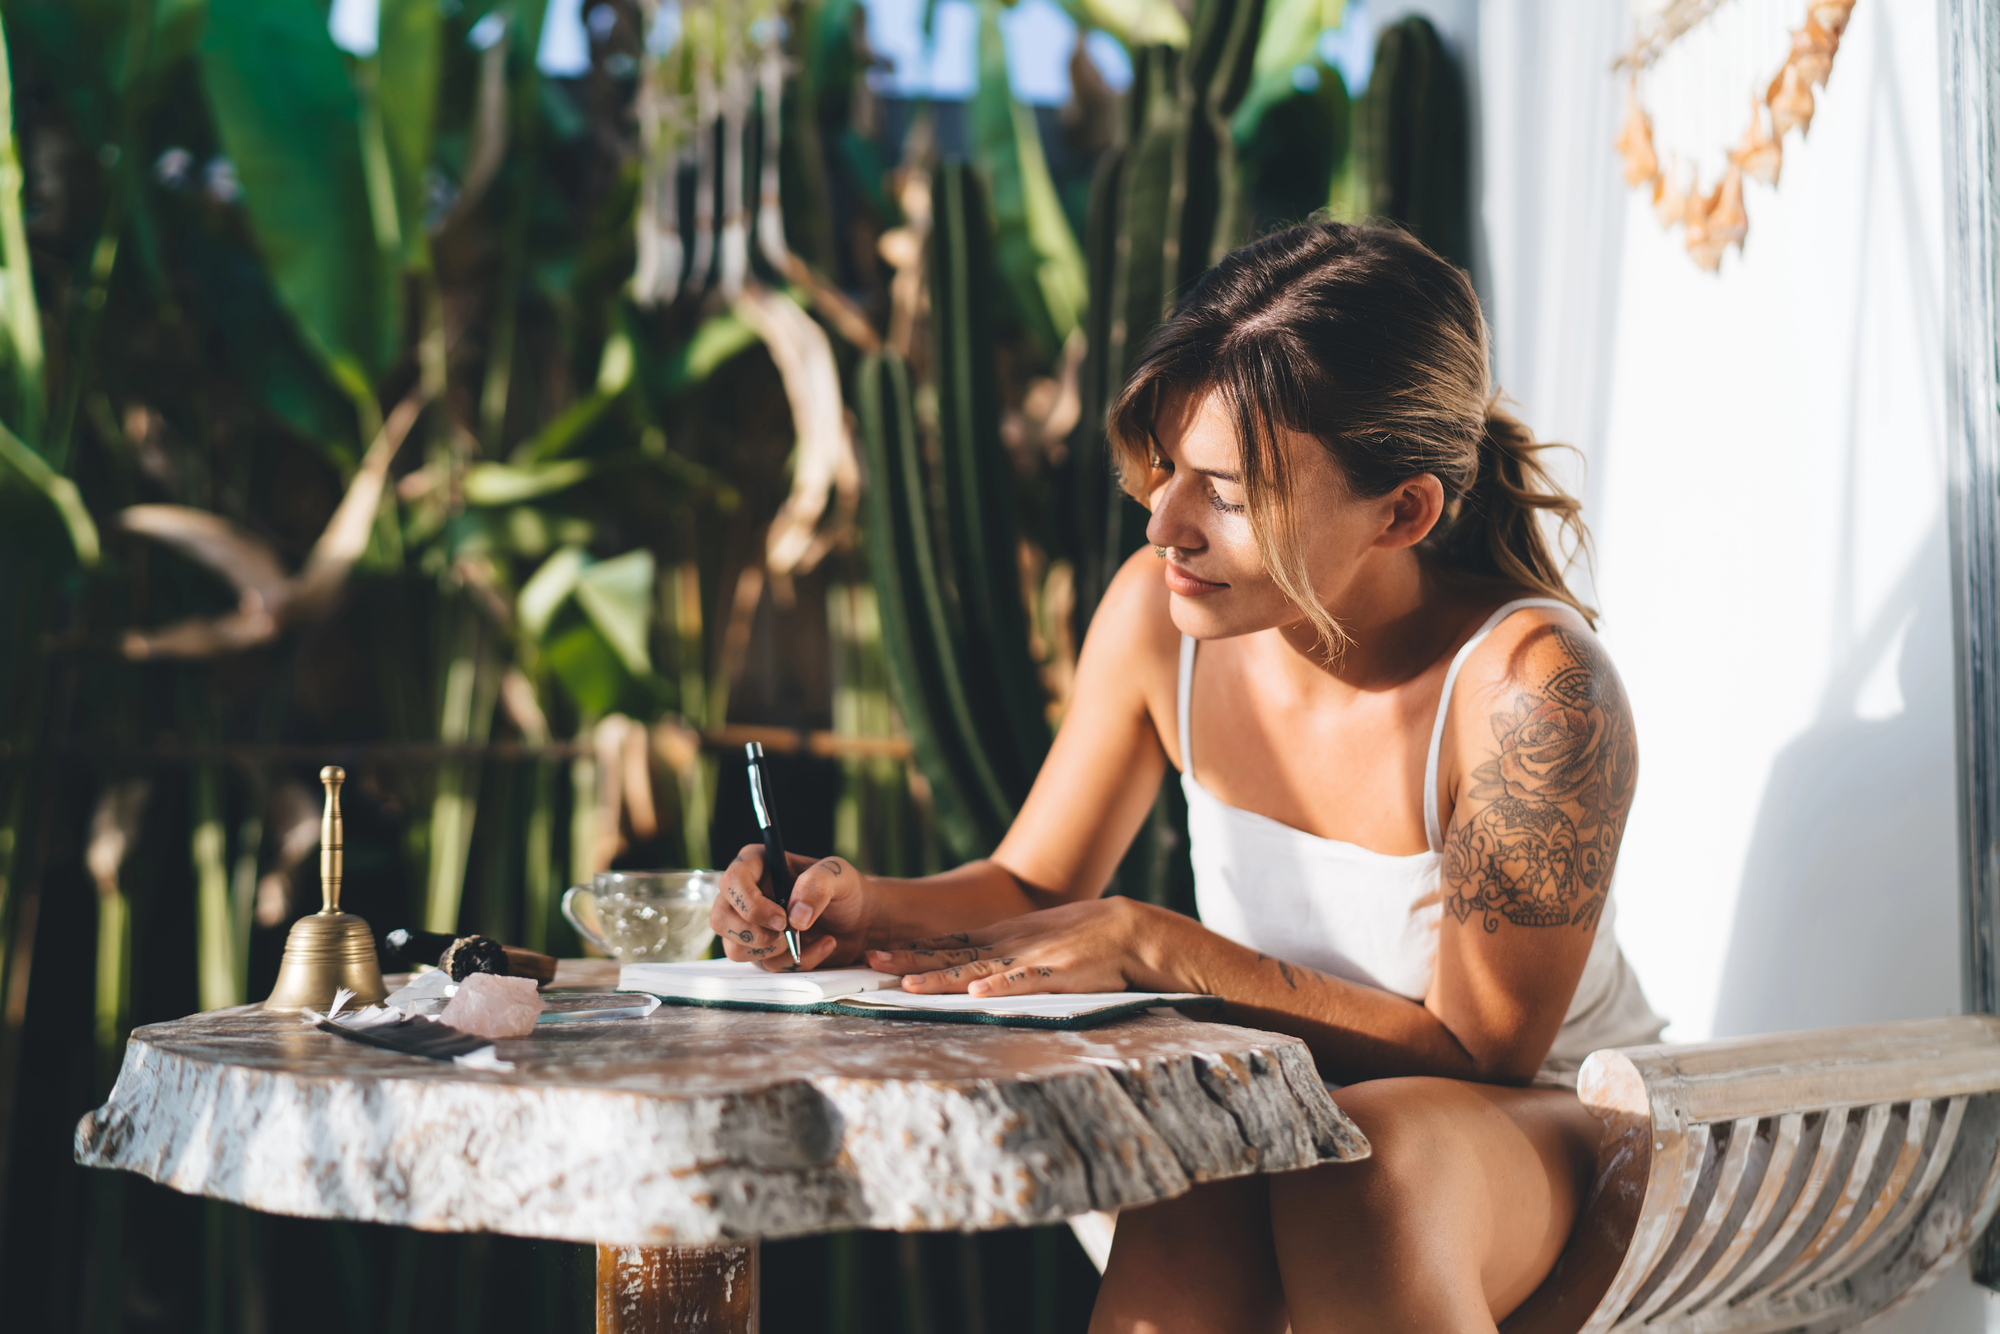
[711,548,1180,970]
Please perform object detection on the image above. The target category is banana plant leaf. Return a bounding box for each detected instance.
[519,545,590,640]
[379,0,442,270]
[1052,0,1189,50]
[573,549,655,678]
[518,545,654,677]
[200,0,399,392]
[0,9,44,445]
[971,0,1088,358]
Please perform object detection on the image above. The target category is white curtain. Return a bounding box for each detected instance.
[1476,0,1631,606]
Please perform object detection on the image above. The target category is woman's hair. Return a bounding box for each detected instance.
[1108,221,1594,652]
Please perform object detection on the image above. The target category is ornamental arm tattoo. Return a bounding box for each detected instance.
[1441,626,1637,933]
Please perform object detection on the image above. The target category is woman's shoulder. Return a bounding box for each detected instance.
[1092,546,1184,648]
[1451,599,1624,709]
[1071,546,1184,689]
[1445,597,1636,801]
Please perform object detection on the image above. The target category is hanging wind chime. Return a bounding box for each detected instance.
[1615,0,1857,272]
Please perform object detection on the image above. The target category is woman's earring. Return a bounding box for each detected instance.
[1152,546,1169,559]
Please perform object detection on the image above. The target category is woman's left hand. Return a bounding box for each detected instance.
[865,897,1173,996]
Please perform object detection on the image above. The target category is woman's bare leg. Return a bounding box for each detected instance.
[1090,1076,1599,1333]
[1271,1077,1601,1333]
[1089,1174,1288,1334]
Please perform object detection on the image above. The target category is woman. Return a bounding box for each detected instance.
[710,222,1663,1332]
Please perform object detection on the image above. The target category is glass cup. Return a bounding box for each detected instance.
[561,870,721,963]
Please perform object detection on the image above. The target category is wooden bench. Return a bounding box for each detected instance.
[1073,1016,2000,1332]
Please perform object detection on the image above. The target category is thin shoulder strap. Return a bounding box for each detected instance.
[1177,633,1197,776]
[1422,598,1578,853]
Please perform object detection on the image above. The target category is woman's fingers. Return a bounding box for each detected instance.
[865,940,998,974]
[894,955,1021,993]
[718,843,787,933]
[714,900,788,961]
[753,929,840,973]
[967,961,1063,997]
[783,855,853,933]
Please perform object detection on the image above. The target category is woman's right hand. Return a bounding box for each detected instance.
[710,845,876,970]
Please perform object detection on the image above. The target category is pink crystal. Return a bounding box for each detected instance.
[439,973,544,1039]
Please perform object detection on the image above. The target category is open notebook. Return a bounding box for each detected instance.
[618,960,1216,1029]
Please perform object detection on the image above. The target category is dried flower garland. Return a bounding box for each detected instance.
[1616,0,1857,272]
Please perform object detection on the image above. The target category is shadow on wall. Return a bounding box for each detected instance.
[1711,519,1960,1038]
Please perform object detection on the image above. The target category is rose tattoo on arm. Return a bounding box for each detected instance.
[1443,627,1637,933]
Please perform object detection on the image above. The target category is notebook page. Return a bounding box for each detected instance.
[620,960,903,1001]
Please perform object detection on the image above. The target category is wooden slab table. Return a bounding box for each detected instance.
[73,961,1368,1330]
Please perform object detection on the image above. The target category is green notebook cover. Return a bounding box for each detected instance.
[623,991,1223,1030]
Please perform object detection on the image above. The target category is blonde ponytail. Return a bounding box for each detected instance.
[1431,397,1597,625]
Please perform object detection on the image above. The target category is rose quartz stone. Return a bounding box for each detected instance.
[439,973,544,1040]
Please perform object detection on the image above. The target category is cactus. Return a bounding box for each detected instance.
[1355,16,1470,270]
[855,348,1010,857]
[852,164,1059,862]
[1070,0,1263,630]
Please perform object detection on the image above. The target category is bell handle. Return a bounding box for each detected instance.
[319,765,344,915]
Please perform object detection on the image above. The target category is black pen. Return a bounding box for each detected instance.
[744,742,803,964]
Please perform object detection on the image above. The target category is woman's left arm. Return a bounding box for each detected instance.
[865,617,1637,1086]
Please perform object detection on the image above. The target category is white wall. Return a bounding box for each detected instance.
[1477,1,1996,1326]
[1588,0,1957,1042]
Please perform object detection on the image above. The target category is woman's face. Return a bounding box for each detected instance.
[1142,388,1437,642]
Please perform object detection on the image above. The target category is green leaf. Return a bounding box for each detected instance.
[511,333,636,463]
[200,0,399,383]
[574,549,655,677]
[0,419,98,567]
[463,457,600,506]
[651,310,761,394]
[519,544,589,641]
[0,10,46,445]
[378,0,441,270]
[545,620,627,720]
[972,0,1088,355]
[1053,0,1189,50]
[378,0,438,268]
[1249,0,1340,85]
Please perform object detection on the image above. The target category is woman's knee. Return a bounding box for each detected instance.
[1268,1077,1598,1320]
[1280,1078,1491,1215]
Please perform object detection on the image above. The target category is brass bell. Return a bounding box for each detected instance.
[263,766,387,1010]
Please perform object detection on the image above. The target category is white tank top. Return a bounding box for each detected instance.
[1178,598,1665,1064]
